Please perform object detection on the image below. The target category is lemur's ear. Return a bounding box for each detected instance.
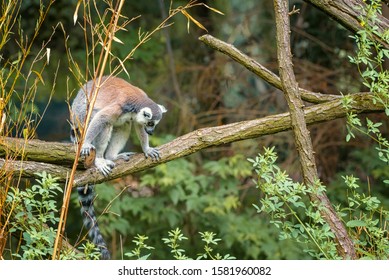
[158,104,167,113]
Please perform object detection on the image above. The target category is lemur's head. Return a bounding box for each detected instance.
[136,104,167,135]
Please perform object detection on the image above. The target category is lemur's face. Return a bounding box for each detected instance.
[136,106,165,135]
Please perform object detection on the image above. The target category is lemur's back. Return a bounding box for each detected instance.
[72,76,148,124]
[82,76,147,107]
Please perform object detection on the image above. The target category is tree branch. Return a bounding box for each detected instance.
[1,93,382,186]
[199,34,340,104]
[274,0,318,184]
[274,0,356,259]
[305,0,389,48]
[0,137,80,167]
[0,158,78,180]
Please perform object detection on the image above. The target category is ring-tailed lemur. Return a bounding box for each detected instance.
[70,76,167,259]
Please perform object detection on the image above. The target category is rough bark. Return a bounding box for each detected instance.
[274,0,356,259]
[0,93,383,187]
[0,158,78,180]
[274,0,318,185]
[0,137,81,167]
[305,0,389,48]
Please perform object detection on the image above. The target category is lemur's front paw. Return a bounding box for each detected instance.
[144,147,161,161]
[81,143,95,157]
[115,152,136,161]
[95,158,115,177]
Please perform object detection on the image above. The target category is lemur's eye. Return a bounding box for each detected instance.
[147,121,154,127]
[143,111,151,119]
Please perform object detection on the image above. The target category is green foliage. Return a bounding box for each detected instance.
[77,241,102,260]
[339,175,389,258]
[162,228,189,260]
[125,234,155,260]
[196,231,235,260]
[349,0,389,112]
[125,228,235,260]
[344,0,389,183]
[92,145,303,259]
[5,172,104,260]
[6,172,62,259]
[342,94,389,172]
[250,147,389,259]
[249,147,339,259]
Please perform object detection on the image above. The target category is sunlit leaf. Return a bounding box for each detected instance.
[118,58,129,78]
[46,48,50,65]
[202,4,224,15]
[32,71,45,85]
[113,36,124,44]
[74,0,82,25]
[181,10,208,33]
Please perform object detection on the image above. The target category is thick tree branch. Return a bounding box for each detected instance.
[0,137,81,168]
[67,92,383,189]
[199,34,339,104]
[274,0,318,184]
[1,93,382,186]
[0,158,79,180]
[305,0,389,48]
[274,0,356,259]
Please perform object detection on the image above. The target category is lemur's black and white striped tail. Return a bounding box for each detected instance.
[77,185,110,259]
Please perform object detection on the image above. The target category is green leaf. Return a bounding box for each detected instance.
[168,187,185,205]
[346,220,367,228]
[139,253,151,260]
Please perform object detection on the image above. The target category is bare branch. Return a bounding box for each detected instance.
[0,158,78,180]
[199,34,340,104]
[274,0,318,186]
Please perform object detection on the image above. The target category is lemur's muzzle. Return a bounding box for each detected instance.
[145,127,154,135]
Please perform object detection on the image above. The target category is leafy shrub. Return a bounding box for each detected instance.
[90,149,303,259]
[250,147,389,259]
[6,172,63,259]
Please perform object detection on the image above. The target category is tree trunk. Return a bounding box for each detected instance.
[305,0,389,48]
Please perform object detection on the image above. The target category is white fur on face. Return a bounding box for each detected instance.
[136,107,152,124]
